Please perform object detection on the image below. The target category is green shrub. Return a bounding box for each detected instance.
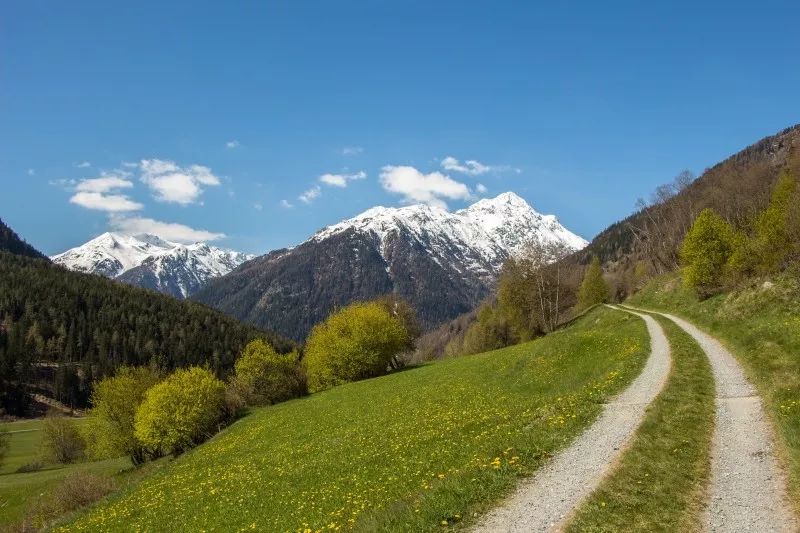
[41,416,85,464]
[25,471,115,530]
[578,256,611,309]
[232,339,306,406]
[0,428,9,468]
[680,208,735,297]
[304,301,410,392]
[457,304,514,356]
[83,366,161,464]
[134,367,226,456]
[752,171,797,273]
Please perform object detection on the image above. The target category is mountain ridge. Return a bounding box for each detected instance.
[195,192,586,340]
[51,232,254,298]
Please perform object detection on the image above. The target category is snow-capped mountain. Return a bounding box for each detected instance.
[51,233,254,298]
[194,192,586,340]
[310,192,587,278]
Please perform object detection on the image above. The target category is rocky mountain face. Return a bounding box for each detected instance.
[194,192,587,341]
[51,233,254,298]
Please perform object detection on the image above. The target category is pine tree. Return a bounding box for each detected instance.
[577,256,610,309]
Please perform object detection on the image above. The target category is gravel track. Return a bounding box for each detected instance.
[472,307,671,532]
[623,306,797,532]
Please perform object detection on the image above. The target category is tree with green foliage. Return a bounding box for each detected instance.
[680,208,735,297]
[83,366,161,464]
[0,427,9,468]
[458,303,514,356]
[577,257,610,309]
[303,301,410,392]
[41,415,85,464]
[752,171,797,273]
[134,367,226,456]
[231,340,305,406]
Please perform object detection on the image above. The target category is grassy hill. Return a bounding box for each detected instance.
[629,274,800,510]
[0,418,129,527]
[56,306,647,531]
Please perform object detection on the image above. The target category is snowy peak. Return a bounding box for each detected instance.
[309,192,587,272]
[51,233,254,298]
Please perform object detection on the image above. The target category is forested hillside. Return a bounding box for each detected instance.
[574,124,800,295]
[0,248,292,416]
[0,218,48,260]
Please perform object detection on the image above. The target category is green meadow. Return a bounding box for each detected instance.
[58,306,648,532]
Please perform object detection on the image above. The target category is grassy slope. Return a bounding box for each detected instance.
[0,419,130,527]
[60,307,649,532]
[629,274,800,511]
[566,314,715,532]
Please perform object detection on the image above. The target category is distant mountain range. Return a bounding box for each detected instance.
[51,233,254,299]
[194,192,587,340]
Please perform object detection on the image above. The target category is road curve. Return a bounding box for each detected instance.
[623,306,797,532]
[472,306,671,532]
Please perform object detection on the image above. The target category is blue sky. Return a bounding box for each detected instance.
[2,1,799,255]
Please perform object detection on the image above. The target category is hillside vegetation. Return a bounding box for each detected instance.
[578,124,800,296]
[0,249,292,415]
[0,418,130,527]
[629,274,800,508]
[60,306,647,532]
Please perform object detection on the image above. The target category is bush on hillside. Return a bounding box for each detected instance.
[680,208,735,297]
[231,339,306,406]
[457,303,515,356]
[24,471,116,530]
[134,367,226,456]
[304,301,410,392]
[83,366,161,464]
[752,171,798,273]
[41,415,85,464]
[0,427,9,468]
[578,256,611,309]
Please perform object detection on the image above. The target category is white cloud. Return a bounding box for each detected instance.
[75,175,134,193]
[298,185,321,204]
[319,170,366,188]
[109,216,224,243]
[76,161,91,168]
[226,140,240,149]
[379,165,472,209]
[253,203,263,211]
[339,146,364,156]
[139,159,221,205]
[70,192,143,212]
[280,199,294,209]
[121,161,139,168]
[476,183,488,194]
[27,168,35,176]
[68,173,141,212]
[441,156,520,176]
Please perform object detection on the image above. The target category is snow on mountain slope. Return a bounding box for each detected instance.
[51,233,253,298]
[310,191,587,278]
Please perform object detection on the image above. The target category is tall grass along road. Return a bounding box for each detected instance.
[472,306,671,532]
[623,305,797,532]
